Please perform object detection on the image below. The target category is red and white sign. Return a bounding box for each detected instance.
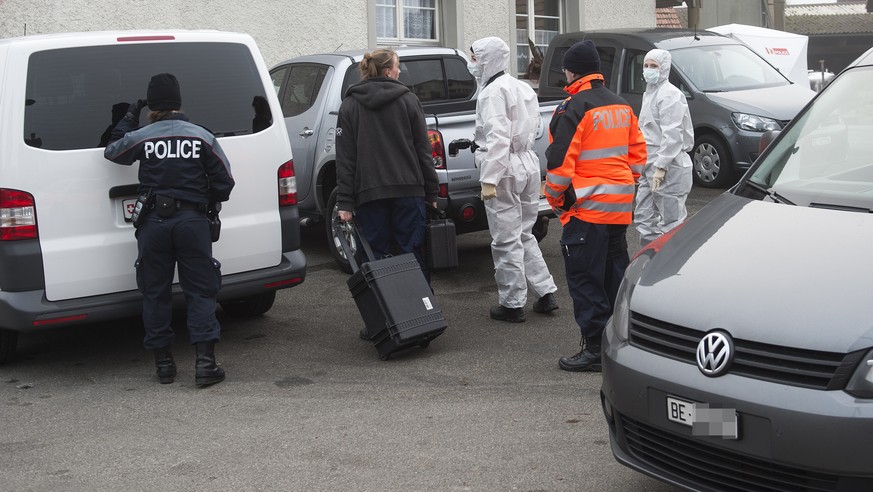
[765,47,790,55]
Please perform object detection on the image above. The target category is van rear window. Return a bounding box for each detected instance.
[24,42,270,151]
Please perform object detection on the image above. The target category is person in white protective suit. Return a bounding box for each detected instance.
[634,48,694,246]
[468,36,558,323]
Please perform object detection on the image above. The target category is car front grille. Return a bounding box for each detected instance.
[629,312,865,390]
[620,415,840,491]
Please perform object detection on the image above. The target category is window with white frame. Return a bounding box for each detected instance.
[516,0,562,82]
[377,0,439,44]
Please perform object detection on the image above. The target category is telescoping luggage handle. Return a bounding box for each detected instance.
[332,216,376,274]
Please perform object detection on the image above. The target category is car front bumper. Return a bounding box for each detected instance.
[601,332,873,491]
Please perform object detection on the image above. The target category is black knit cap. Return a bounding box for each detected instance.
[147,73,182,111]
[563,40,601,76]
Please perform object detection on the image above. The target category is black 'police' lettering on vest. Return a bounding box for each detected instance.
[144,139,202,159]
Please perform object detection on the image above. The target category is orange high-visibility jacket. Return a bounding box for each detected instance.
[545,74,646,226]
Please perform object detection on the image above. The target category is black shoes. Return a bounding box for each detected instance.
[194,341,225,387]
[490,305,526,323]
[559,338,602,372]
[532,292,559,314]
[153,347,177,384]
[491,294,557,322]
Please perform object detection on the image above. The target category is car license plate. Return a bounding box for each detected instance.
[122,198,137,221]
[667,396,695,426]
[667,396,739,439]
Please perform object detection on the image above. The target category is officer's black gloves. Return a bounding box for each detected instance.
[126,99,147,123]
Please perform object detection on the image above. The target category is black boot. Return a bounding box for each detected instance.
[194,341,225,387]
[153,347,177,384]
[532,292,559,314]
[490,305,525,323]
[559,338,602,372]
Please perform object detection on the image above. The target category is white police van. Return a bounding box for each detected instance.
[0,30,306,363]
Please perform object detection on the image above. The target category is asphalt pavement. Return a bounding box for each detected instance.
[0,186,723,491]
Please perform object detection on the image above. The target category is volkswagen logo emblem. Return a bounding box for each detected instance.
[696,331,734,377]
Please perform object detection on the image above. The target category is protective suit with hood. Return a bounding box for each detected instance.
[470,36,557,322]
[634,48,694,245]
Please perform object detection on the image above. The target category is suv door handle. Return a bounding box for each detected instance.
[299,128,314,137]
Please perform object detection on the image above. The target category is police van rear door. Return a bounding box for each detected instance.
[18,32,286,301]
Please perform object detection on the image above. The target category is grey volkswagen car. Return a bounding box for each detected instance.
[601,47,873,490]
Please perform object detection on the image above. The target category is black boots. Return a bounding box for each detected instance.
[532,292,559,314]
[195,341,225,387]
[490,305,525,323]
[559,337,602,372]
[153,347,177,384]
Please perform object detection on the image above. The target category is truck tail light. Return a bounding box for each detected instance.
[429,130,446,170]
[278,160,297,206]
[0,188,37,241]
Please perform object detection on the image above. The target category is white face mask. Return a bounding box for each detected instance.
[643,68,660,85]
[467,61,481,78]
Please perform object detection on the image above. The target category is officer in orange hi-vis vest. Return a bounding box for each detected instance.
[544,40,646,373]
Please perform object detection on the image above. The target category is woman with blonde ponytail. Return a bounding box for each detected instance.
[335,49,439,283]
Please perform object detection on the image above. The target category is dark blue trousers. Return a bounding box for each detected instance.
[560,217,630,340]
[135,209,222,349]
[354,196,429,282]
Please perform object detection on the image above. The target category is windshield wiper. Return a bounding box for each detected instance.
[743,180,795,205]
[809,203,873,213]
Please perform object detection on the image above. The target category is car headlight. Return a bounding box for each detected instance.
[731,112,781,132]
[845,348,873,399]
[607,253,650,344]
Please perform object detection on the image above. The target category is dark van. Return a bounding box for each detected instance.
[540,28,815,187]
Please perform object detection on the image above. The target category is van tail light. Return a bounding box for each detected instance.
[438,183,448,199]
[0,189,38,241]
[278,160,297,206]
[429,130,446,170]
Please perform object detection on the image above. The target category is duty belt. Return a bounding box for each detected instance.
[175,200,207,212]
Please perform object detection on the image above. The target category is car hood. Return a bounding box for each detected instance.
[704,83,815,121]
[632,192,873,353]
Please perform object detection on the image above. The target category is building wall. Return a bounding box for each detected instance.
[0,0,654,71]
[574,0,656,30]
[0,0,370,68]
[698,0,765,28]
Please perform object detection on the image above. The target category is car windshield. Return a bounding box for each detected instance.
[670,44,789,92]
[747,66,873,209]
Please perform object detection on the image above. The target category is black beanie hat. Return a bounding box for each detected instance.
[563,40,601,76]
[147,73,182,111]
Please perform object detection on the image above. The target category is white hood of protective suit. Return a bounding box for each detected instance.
[471,37,509,85]
[644,48,672,87]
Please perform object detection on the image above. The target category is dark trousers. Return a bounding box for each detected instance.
[355,196,429,282]
[135,209,221,349]
[560,217,630,340]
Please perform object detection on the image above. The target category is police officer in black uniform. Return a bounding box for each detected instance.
[105,73,235,386]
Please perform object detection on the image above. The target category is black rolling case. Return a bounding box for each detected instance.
[425,205,458,270]
[334,218,447,360]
